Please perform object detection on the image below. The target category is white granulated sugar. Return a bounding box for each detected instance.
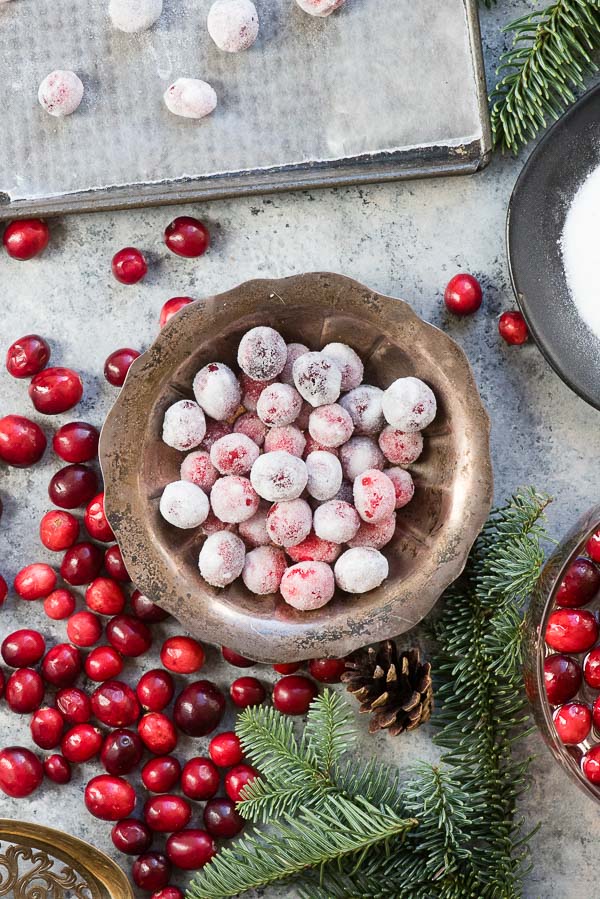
[162,400,206,451]
[562,164,600,339]
[334,547,389,594]
[38,71,84,117]
[159,480,209,529]
[207,0,259,53]
[164,79,218,120]
[109,0,163,33]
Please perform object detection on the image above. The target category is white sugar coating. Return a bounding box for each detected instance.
[293,352,342,407]
[308,403,354,448]
[266,499,312,547]
[210,433,260,476]
[233,412,267,447]
[164,79,217,120]
[38,71,84,117]
[207,0,259,52]
[322,342,364,390]
[334,547,389,594]
[199,531,246,587]
[193,363,241,421]
[201,419,232,451]
[339,436,385,481]
[333,479,354,504]
[353,469,396,523]
[313,500,360,543]
[295,0,347,16]
[250,451,308,502]
[348,514,396,550]
[238,503,271,547]
[305,451,343,501]
[286,533,342,564]
[242,546,287,595]
[562,165,600,338]
[162,399,206,451]
[382,377,437,432]
[256,383,303,427]
[384,467,415,509]
[280,561,336,610]
[281,344,309,386]
[378,426,423,466]
[180,450,219,491]
[109,0,163,32]
[210,475,259,523]
[264,425,306,457]
[159,480,209,529]
[339,385,384,435]
[238,327,287,381]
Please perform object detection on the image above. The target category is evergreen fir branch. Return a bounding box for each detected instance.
[235,704,323,788]
[332,755,402,809]
[236,776,322,823]
[304,689,357,772]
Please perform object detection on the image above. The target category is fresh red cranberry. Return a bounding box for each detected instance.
[67,610,103,647]
[0,747,43,797]
[555,557,600,607]
[41,644,83,687]
[308,657,346,683]
[144,795,192,833]
[107,615,152,657]
[545,608,599,653]
[14,563,56,600]
[29,367,83,414]
[181,757,220,801]
[166,829,216,871]
[86,578,126,616]
[61,541,103,585]
[30,707,64,749]
[584,647,600,689]
[49,464,98,509]
[0,575,7,608]
[443,273,483,316]
[273,662,302,674]
[84,493,114,542]
[209,732,243,768]
[224,764,258,802]
[85,645,123,681]
[173,681,226,736]
[203,798,244,838]
[582,745,600,784]
[91,680,140,728]
[104,348,140,387]
[56,687,92,723]
[104,545,131,582]
[586,529,600,563]
[0,669,5,700]
[544,654,583,704]
[164,217,210,258]
[138,713,178,755]
[159,297,194,328]
[44,753,72,784]
[132,853,171,892]
[554,702,592,744]
[112,819,153,855]
[2,629,46,667]
[3,219,50,260]
[40,510,80,551]
[221,646,254,667]
[85,774,136,820]
[160,636,205,674]
[151,887,184,899]
[137,670,175,712]
[6,668,45,713]
[142,757,181,794]
[101,729,144,775]
[6,334,51,378]
[53,422,100,463]
[61,724,103,763]
[230,676,266,709]
[0,415,46,467]
[112,247,148,284]
[131,590,169,623]
[273,675,318,716]
[498,310,529,345]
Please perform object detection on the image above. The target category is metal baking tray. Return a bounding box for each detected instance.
[0,0,490,219]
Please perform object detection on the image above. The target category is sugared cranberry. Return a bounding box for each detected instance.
[6,668,44,713]
[112,247,148,285]
[221,646,254,667]
[151,889,184,899]
[61,724,103,763]
[104,348,140,387]
[0,747,43,797]
[209,732,243,768]
[84,493,115,542]
[3,219,49,260]
[85,645,124,681]
[131,590,169,623]
[444,273,483,316]
[2,628,46,667]
[230,677,266,709]
[181,757,220,801]
[142,756,181,794]
[86,578,126,616]
[159,296,194,328]
[41,643,83,687]
[29,367,83,415]
[49,464,98,509]
[104,545,131,582]
[0,415,46,467]
[101,729,144,775]
[44,753,72,784]
[6,334,51,378]
[582,745,600,784]
[85,774,136,820]
[56,687,92,723]
[498,310,529,345]
[160,636,205,674]
[40,510,80,551]
[545,608,599,653]
[273,675,318,716]
[60,541,103,585]
[144,795,192,833]
[30,707,64,749]
[308,658,346,683]
[91,680,140,728]
[203,798,244,838]
[67,610,103,647]
[225,764,258,802]
[137,669,175,712]
[273,662,302,674]
[166,829,216,871]
[554,702,592,744]
[138,713,178,755]
[556,557,600,607]
[584,647,600,689]
[107,615,153,657]
[173,681,226,737]
[586,529,600,563]
[53,421,99,463]
[112,819,153,855]
[132,852,171,892]
[544,654,583,704]
[14,563,56,600]
[164,217,210,258]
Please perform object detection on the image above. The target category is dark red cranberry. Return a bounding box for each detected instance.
[61,541,103,585]
[273,675,318,716]
[131,590,169,622]
[101,729,144,775]
[61,724,103,763]
[230,676,266,709]
[144,795,192,833]
[556,557,600,607]
[2,629,46,667]
[584,647,600,689]
[225,764,258,802]
[91,680,140,728]
[308,658,346,683]
[30,707,64,749]
[209,732,243,768]
[137,670,175,712]
[6,334,51,378]
[14,563,56,600]
[221,646,254,667]
[40,510,80,551]
[53,421,99,463]
[554,702,592,744]
[444,273,483,316]
[498,310,529,345]
[29,367,83,414]
[107,615,152,657]
[138,713,178,755]
[582,745,600,784]
[49,464,98,509]
[44,753,72,784]
[67,610,103,647]
[6,668,45,713]
[84,493,114,542]
[132,852,171,892]
[0,575,7,608]
[0,669,5,700]
[544,654,583,704]
[41,643,83,687]
[56,687,92,723]
[166,829,216,870]
[104,348,140,387]
[173,680,226,736]
[545,608,599,653]
[86,578,126,615]
[3,219,49,260]
[85,774,136,820]
[112,247,148,285]
[273,662,302,674]
[160,636,205,674]
[85,645,123,681]
[0,415,46,467]
[203,798,244,838]
[151,889,184,899]
[159,296,194,328]
[0,747,43,797]
[104,545,131,582]
[181,757,220,801]
[142,757,182,794]
[587,529,600,563]
[164,217,210,258]
[112,819,153,855]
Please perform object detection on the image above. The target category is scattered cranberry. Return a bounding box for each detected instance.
[164,216,210,258]
[41,643,83,687]
[14,563,56,600]
[6,334,51,378]
[144,795,192,833]
[85,645,123,681]
[0,415,47,467]
[545,608,599,653]
[555,557,600,607]
[56,686,92,724]
[582,745,600,784]
[203,797,244,838]
[0,669,5,699]
[91,680,140,728]
[174,681,226,736]
[0,575,7,608]
[101,729,144,775]
[586,529,600,563]
[181,757,220,801]
[151,889,184,899]
[44,753,72,784]
[3,219,50,260]
[53,422,100,463]
[112,247,148,285]
[273,662,302,674]
[273,675,318,716]
[60,541,103,585]
[443,273,483,316]
[29,367,83,415]
[166,829,216,871]
[44,587,77,618]
[142,756,182,794]
[160,636,205,674]
[107,615,152,657]
[40,510,80,551]
[67,610,103,647]
[112,818,153,855]
[308,657,346,683]
[132,852,171,893]
[131,590,169,623]
[30,707,64,749]
[104,348,140,387]
[554,702,592,744]
[230,676,266,709]
[86,578,126,616]
[225,764,258,802]
[209,732,243,768]
[85,774,136,820]
[49,464,98,509]
[2,629,46,667]
[138,713,178,755]
[137,669,175,712]
[498,310,529,345]
[6,668,45,713]
[544,654,583,705]
[84,493,114,542]
[0,747,44,797]
[104,545,131,582]
[221,646,254,667]
[62,724,103,763]
[159,296,194,328]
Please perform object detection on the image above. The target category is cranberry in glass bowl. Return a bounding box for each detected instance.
[555,557,600,607]
[544,654,582,705]
[6,334,51,378]
[0,415,46,467]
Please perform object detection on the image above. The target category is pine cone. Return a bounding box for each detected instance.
[341,641,433,737]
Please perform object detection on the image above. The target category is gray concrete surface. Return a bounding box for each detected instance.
[2,2,599,897]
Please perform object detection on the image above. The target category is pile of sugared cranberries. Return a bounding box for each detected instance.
[159,327,435,608]
[543,527,600,785]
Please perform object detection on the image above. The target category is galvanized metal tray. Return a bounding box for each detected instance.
[0,0,490,219]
